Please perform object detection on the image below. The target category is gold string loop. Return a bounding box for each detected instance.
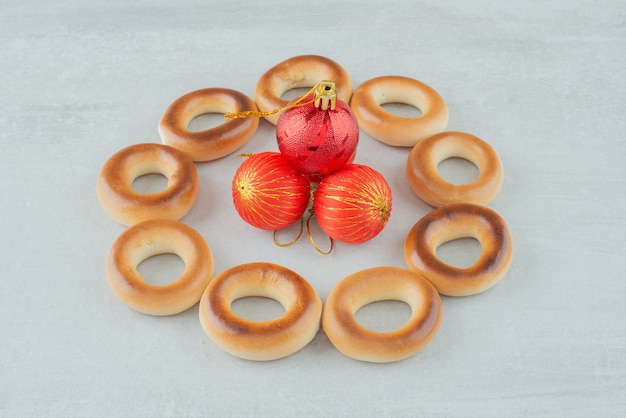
[273,217,304,247]
[306,211,334,255]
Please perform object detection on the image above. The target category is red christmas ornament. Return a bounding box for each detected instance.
[276,81,359,180]
[313,164,392,244]
[232,152,311,230]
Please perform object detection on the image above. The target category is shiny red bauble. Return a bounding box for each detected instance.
[313,164,392,244]
[276,97,359,180]
[232,152,311,230]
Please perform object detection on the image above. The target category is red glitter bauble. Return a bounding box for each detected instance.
[276,97,359,180]
[313,164,392,244]
[232,152,311,230]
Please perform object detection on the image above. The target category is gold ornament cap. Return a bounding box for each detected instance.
[314,81,337,111]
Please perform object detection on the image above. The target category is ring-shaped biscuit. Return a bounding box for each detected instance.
[159,88,259,162]
[254,55,353,125]
[406,131,504,207]
[107,219,214,316]
[404,203,513,297]
[350,75,449,147]
[97,143,198,226]
[199,262,322,361]
[322,267,442,363]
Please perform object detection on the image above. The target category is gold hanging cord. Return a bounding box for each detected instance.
[273,217,305,247]
[306,211,334,255]
[271,211,334,255]
[224,80,337,120]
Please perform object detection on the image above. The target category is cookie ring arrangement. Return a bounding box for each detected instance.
[199,262,322,361]
[322,267,442,363]
[406,131,504,207]
[254,54,353,125]
[97,142,199,226]
[350,75,449,147]
[107,219,214,316]
[404,203,513,297]
[158,87,259,162]
[97,54,514,363]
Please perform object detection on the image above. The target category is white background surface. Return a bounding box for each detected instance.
[2,0,625,416]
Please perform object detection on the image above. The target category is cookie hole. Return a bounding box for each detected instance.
[132,173,168,194]
[436,237,482,268]
[355,300,412,333]
[137,253,185,286]
[231,297,286,322]
[187,113,225,131]
[281,87,314,101]
[437,157,479,185]
[381,103,423,118]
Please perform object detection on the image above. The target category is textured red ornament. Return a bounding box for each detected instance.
[232,152,311,230]
[276,96,359,180]
[313,164,392,244]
